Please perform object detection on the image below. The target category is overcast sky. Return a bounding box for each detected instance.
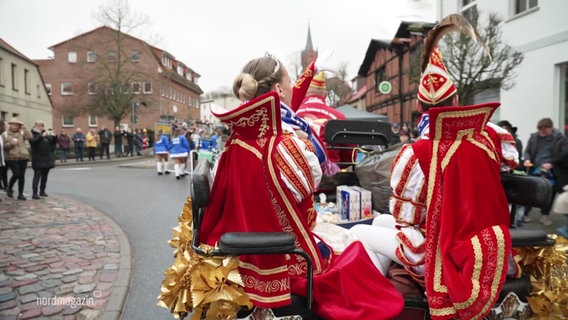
[0,0,436,93]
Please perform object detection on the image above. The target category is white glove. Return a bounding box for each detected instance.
[314,48,337,74]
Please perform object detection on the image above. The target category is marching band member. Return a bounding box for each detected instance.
[154,129,171,175]
[169,128,190,180]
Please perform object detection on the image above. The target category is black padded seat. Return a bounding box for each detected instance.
[510,227,555,247]
[499,275,531,302]
[219,232,297,255]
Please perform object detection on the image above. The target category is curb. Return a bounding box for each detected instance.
[95,207,132,320]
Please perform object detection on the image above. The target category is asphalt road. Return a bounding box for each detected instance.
[30,158,190,319]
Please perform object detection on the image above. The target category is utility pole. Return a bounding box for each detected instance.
[131,102,138,125]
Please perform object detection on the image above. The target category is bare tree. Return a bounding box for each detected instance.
[285,51,303,82]
[441,12,524,105]
[83,0,156,126]
[336,62,349,81]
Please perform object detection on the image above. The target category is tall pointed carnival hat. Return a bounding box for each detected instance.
[417,14,489,106]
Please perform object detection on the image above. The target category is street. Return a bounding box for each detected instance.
[40,158,189,319]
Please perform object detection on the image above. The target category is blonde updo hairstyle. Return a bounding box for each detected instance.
[233,56,283,101]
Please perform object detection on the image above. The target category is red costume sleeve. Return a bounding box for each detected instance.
[290,61,315,112]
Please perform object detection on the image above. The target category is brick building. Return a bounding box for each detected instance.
[36,26,202,134]
[0,38,53,127]
[357,21,434,127]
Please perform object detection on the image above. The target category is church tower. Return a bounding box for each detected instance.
[301,24,317,70]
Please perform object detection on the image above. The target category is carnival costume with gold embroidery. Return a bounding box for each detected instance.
[197,91,403,318]
[388,14,519,320]
[296,72,351,166]
[414,103,512,319]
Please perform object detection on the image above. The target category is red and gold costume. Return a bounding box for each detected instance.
[415,103,512,319]
[296,72,351,165]
[389,34,518,319]
[201,91,403,318]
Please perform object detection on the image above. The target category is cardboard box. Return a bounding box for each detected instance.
[351,186,373,219]
[336,185,361,221]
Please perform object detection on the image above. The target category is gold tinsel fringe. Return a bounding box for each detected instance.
[156,196,252,319]
[516,235,568,319]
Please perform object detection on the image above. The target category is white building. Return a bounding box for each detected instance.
[437,0,568,144]
[0,38,53,127]
[200,95,241,125]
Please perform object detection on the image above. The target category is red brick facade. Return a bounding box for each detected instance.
[357,22,433,128]
[35,26,202,133]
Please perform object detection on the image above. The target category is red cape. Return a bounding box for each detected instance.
[203,91,403,317]
[412,103,512,320]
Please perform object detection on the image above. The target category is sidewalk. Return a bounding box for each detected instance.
[0,155,139,319]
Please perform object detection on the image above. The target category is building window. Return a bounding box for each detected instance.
[61,82,73,95]
[68,51,77,63]
[87,51,97,63]
[514,0,538,15]
[88,115,97,127]
[107,51,117,62]
[88,83,97,95]
[161,55,172,69]
[177,65,184,76]
[131,50,140,62]
[11,63,18,91]
[24,69,30,94]
[143,82,152,94]
[374,66,386,92]
[45,83,52,95]
[62,115,74,127]
[131,82,141,94]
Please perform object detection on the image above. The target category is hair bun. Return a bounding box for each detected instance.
[233,73,258,101]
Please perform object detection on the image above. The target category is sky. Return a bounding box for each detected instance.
[0,0,436,94]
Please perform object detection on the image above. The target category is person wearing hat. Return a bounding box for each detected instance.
[296,71,351,171]
[3,117,33,200]
[350,14,520,320]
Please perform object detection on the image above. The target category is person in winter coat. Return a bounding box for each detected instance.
[29,121,58,199]
[125,129,135,156]
[71,128,86,161]
[134,129,143,156]
[86,129,98,161]
[57,130,71,162]
[113,126,124,158]
[98,125,112,160]
[0,119,6,196]
[523,117,566,226]
[3,117,32,200]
